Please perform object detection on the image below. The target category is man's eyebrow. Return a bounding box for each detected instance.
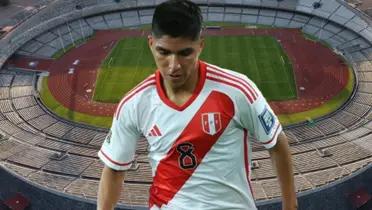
[177,48,194,54]
[155,46,170,52]
[155,46,194,54]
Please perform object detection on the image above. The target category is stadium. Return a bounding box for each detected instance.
[0,0,371,209]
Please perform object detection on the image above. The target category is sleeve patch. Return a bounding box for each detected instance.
[258,107,275,135]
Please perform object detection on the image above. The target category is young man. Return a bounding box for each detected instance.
[97,0,297,209]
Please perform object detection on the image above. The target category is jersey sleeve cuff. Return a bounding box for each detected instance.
[261,124,282,149]
[98,149,133,171]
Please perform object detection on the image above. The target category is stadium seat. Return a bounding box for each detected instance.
[317,148,332,158]
[49,151,68,161]
[3,193,30,210]
[313,2,322,9]
[128,159,140,171]
[75,5,82,10]
[251,160,260,169]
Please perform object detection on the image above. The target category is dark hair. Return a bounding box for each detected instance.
[152,0,203,41]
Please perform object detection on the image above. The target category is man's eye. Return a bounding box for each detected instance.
[159,50,170,56]
[178,49,193,56]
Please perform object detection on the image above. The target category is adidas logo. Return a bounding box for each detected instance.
[148,125,162,137]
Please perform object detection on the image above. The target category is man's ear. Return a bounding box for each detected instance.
[148,35,154,49]
[198,37,205,54]
[200,37,205,50]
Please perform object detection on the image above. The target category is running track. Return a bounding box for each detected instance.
[8,28,349,117]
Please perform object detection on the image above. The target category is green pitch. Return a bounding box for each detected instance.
[93,37,156,102]
[202,36,296,100]
[94,35,296,103]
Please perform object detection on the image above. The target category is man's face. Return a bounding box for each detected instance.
[148,35,204,89]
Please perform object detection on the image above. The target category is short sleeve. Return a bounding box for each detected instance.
[98,102,141,171]
[237,79,282,149]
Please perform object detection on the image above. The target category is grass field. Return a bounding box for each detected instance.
[40,78,113,128]
[201,36,296,100]
[93,37,156,102]
[278,68,355,125]
[39,31,354,129]
[39,69,354,128]
[93,35,296,103]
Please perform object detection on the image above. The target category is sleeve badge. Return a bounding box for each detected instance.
[258,107,275,135]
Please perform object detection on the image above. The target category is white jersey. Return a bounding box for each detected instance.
[98,61,282,210]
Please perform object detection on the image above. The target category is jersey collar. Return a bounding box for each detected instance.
[155,60,206,111]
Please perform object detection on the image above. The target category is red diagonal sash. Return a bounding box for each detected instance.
[149,91,235,208]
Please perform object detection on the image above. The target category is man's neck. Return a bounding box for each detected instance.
[163,65,200,106]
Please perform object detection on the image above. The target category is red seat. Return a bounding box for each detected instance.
[3,193,30,210]
[349,188,371,209]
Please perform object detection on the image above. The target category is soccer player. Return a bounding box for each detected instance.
[97,0,297,209]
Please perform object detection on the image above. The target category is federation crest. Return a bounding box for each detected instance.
[201,112,222,135]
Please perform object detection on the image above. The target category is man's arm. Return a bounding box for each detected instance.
[97,165,125,210]
[269,131,298,210]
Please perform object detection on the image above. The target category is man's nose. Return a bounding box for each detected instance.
[168,55,181,70]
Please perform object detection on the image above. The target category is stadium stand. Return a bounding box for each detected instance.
[0,0,50,32]
[0,0,371,209]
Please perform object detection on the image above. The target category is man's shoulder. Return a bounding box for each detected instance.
[116,74,156,110]
[204,62,259,104]
[205,62,250,80]
[128,73,156,95]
